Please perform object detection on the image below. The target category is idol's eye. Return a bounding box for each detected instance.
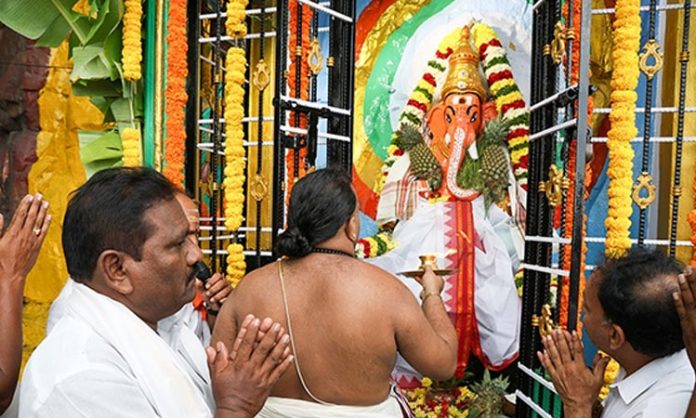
[445,106,455,124]
[470,112,478,123]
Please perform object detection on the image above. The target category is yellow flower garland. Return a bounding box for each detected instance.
[122,0,142,81]
[605,0,640,259]
[223,0,248,286]
[121,127,142,167]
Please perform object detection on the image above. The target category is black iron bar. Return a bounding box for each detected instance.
[255,0,267,266]
[567,0,592,332]
[272,0,289,255]
[669,0,692,256]
[638,0,659,245]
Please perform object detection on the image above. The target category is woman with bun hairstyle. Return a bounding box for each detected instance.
[212,169,457,418]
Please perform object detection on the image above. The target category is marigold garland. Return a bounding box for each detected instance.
[223,0,248,286]
[286,0,313,195]
[226,0,248,38]
[375,35,456,195]
[121,127,142,167]
[163,0,189,186]
[122,0,142,81]
[599,354,621,401]
[226,243,246,287]
[472,23,529,191]
[604,0,640,259]
[223,46,247,233]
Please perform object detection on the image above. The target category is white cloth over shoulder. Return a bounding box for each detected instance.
[48,279,211,346]
[256,395,404,418]
[20,282,214,418]
[602,349,695,418]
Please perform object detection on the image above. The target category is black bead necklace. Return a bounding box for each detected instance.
[310,247,354,258]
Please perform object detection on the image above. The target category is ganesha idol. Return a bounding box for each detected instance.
[366,26,526,386]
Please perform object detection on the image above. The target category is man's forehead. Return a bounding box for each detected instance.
[144,198,188,232]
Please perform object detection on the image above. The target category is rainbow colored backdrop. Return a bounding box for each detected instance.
[351,0,532,218]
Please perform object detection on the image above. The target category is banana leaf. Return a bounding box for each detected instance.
[0,0,85,47]
[78,130,123,178]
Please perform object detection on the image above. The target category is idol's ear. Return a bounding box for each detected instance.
[482,100,498,124]
[426,102,448,140]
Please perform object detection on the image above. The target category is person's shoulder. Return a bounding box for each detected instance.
[351,260,416,298]
[638,352,695,416]
[25,316,130,381]
[236,261,277,288]
[347,259,390,280]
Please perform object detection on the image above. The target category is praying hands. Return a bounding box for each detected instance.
[537,329,609,418]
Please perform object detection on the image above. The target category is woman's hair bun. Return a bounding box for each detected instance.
[275,227,312,258]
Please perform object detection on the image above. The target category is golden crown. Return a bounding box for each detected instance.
[441,25,486,100]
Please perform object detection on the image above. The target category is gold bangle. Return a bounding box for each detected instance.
[420,290,441,303]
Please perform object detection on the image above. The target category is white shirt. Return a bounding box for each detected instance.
[602,349,695,418]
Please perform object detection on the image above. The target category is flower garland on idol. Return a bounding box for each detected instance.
[605,0,640,259]
[374,38,455,196]
[223,0,249,287]
[163,0,188,186]
[122,0,142,81]
[355,231,397,259]
[472,22,529,191]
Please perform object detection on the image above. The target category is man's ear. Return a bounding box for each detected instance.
[97,250,134,295]
[344,214,359,243]
[608,323,626,351]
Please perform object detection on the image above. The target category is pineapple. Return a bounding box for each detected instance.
[410,142,442,191]
[480,144,510,210]
[478,117,512,210]
[395,125,443,191]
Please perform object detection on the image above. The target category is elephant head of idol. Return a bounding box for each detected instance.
[426,26,497,200]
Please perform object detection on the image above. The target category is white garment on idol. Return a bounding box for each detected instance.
[20,282,214,418]
[256,396,403,418]
[369,194,521,382]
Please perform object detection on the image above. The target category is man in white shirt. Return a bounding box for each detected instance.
[20,167,293,418]
[538,247,695,418]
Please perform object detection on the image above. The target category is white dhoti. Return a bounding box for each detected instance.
[369,196,521,386]
[20,282,213,417]
[256,396,405,418]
